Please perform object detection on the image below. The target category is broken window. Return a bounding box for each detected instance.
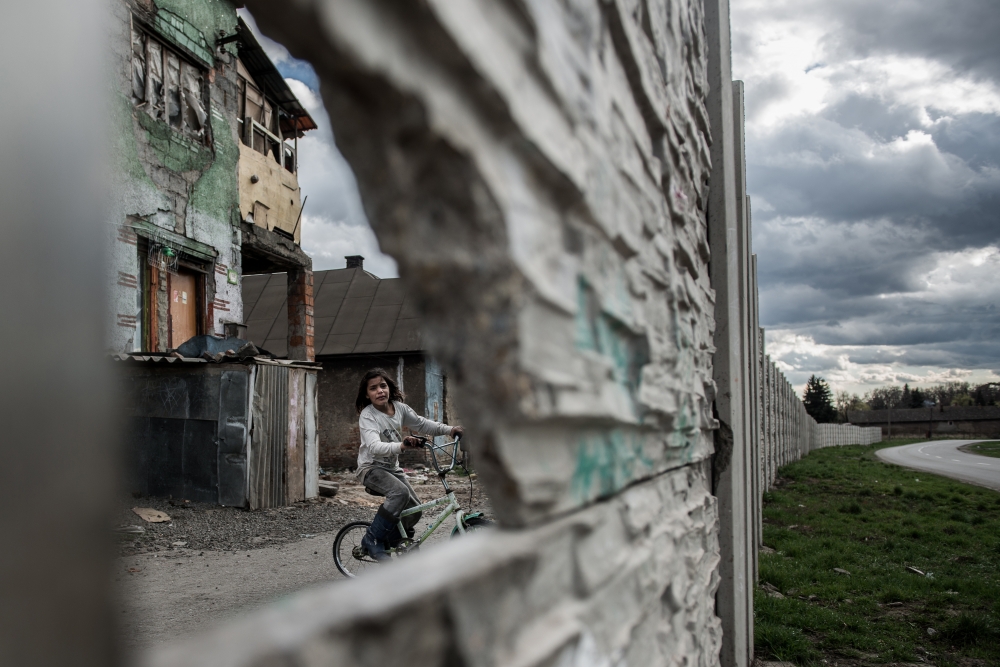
[166,53,182,129]
[236,64,298,173]
[183,65,207,136]
[131,28,146,103]
[130,19,209,142]
[145,39,165,121]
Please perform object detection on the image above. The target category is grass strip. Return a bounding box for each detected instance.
[754,438,1000,666]
[960,440,1000,459]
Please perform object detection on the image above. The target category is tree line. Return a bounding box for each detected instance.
[801,377,1000,424]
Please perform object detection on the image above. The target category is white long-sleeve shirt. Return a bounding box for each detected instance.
[356,401,453,481]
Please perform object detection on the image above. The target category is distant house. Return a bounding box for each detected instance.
[849,405,1000,438]
[242,256,453,469]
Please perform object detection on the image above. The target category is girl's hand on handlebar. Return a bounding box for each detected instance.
[402,436,425,449]
[450,425,464,438]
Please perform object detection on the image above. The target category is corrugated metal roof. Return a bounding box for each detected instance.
[110,353,319,368]
[242,269,424,357]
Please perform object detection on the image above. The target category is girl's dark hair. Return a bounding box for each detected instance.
[355,368,405,414]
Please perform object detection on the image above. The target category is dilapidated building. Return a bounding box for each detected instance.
[107,0,321,509]
[109,1,316,359]
[242,257,455,470]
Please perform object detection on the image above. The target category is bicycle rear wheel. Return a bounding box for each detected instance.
[333,521,380,578]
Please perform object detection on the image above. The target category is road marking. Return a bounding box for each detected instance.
[935,456,942,459]
[975,462,991,466]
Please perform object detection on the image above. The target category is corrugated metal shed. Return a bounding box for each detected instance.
[243,269,422,357]
[117,356,319,508]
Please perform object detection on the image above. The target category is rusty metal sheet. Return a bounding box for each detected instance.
[304,371,318,499]
[285,369,305,504]
[249,364,288,509]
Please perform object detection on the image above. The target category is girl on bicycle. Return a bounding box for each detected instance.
[355,368,463,562]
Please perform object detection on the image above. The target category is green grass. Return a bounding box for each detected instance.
[961,440,1000,459]
[754,438,1000,666]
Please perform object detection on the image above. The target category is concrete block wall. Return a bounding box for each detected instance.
[812,423,882,449]
[759,355,815,491]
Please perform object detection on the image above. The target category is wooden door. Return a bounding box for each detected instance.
[168,270,198,347]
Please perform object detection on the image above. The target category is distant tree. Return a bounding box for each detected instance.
[953,392,974,406]
[803,375,837,423]
[866,385,903,410]
[901,384,912,408]
[835,391,869,422]
[909,387,925,408]
[928,381,971,407]
[972,382,1000,406]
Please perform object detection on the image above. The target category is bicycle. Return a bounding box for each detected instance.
[332,434,493,578]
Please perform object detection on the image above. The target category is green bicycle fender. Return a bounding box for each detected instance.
[450,512,485,537]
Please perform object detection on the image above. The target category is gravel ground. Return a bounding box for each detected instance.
[115,468,495,556]
[115,468,495,650]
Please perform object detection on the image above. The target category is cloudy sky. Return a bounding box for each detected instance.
[731,0,1000,394]
[242,4,1000,396]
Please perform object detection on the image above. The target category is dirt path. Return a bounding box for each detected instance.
[115,471,492,653]
[116,533,343,652]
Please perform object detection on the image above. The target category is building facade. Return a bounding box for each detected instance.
[109,0,316,359]
[850,406,1000,438]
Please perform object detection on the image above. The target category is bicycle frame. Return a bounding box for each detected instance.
[392,436,469,548]
[396,491,465,547]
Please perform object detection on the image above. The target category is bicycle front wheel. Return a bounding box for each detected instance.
[333,521,379,578]
[451,516,495,538]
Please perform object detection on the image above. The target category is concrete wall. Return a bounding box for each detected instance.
[759,355,815,490]
[812,423,882,448]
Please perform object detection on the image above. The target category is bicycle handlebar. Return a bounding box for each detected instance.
[412,434,463,479]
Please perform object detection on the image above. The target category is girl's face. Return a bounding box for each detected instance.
[366,376,390,409]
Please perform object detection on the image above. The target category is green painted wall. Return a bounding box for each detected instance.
[189,112,239,225]
[115,0,240,230]
[154,0,237,47]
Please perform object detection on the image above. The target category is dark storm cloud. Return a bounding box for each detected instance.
[817,0,1000,83]
[749,113,1000,249]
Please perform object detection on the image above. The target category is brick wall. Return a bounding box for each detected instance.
[316,354,428,470]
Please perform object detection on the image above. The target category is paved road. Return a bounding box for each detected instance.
[876,439,1000,492]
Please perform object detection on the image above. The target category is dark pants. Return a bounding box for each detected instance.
[363,467,422,534]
